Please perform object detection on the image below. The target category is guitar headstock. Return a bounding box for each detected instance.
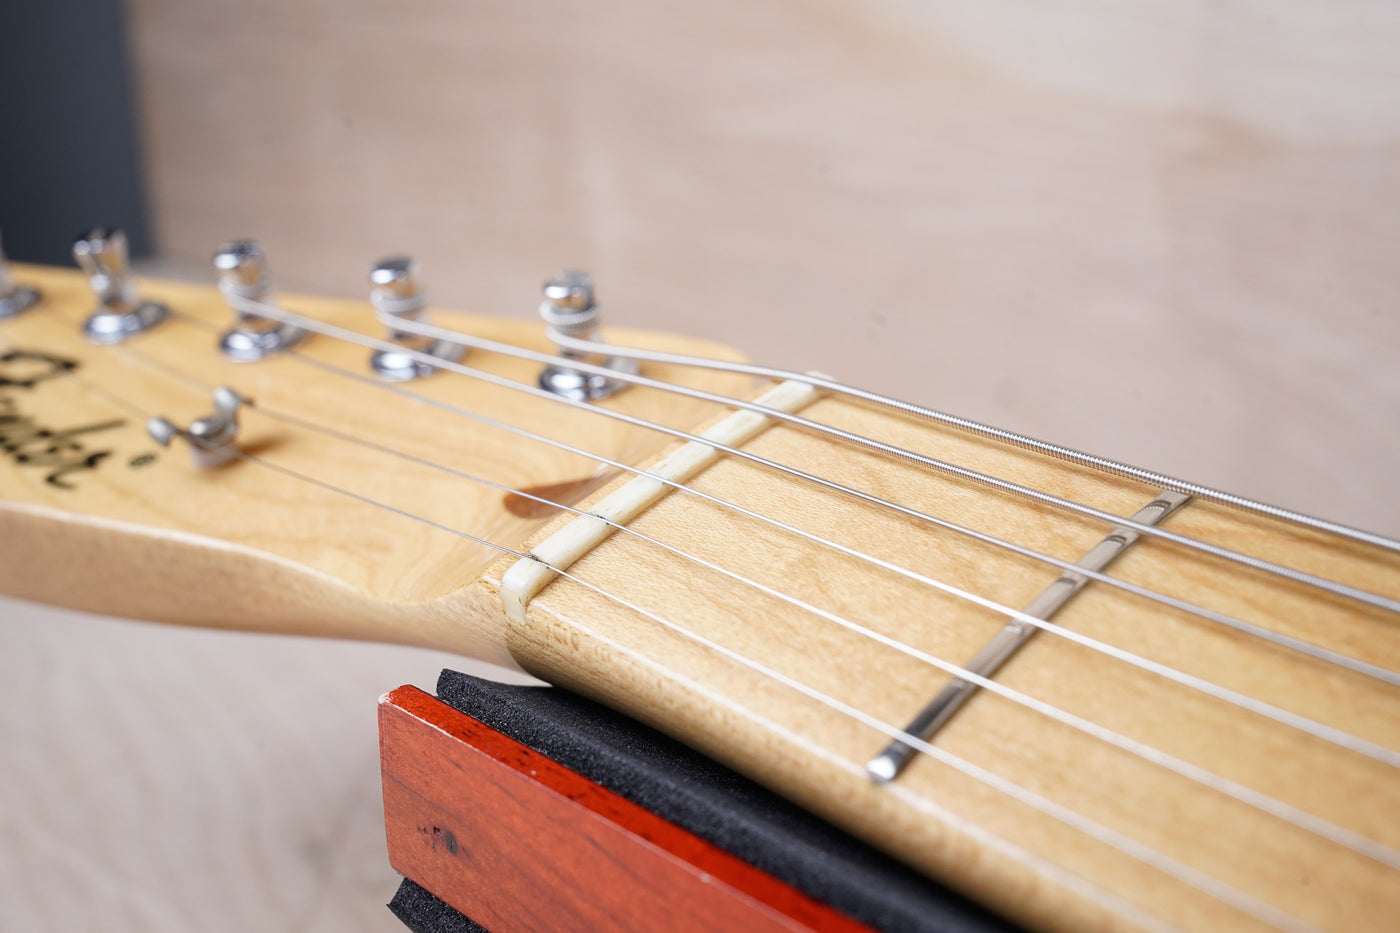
[0,239,751,663]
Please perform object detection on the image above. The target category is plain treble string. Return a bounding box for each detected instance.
[40,303,1400,767]
[282,348,1400,765]
[543,328,1400,556]
[381,304,1400,614]
[539,611,1189,933]
[90,332,1398,868]
[206,298,1400,688]
[61,359,1320,933]
[166,363,1400,867]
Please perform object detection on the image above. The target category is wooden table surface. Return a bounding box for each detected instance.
[3,2,1398,931]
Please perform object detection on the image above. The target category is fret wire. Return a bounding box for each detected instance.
[170,303,1400,690]
[544,330,1400,555]
[381,304,1400,613]
[547,569,1324,933]
[38,306,1400,761]
[93,335,1400,868]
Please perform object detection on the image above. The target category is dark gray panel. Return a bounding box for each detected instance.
[0,0,150,265]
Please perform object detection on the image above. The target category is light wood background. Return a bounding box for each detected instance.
[3,1,1398,931]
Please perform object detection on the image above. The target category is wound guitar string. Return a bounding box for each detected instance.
[24,293,1399,933]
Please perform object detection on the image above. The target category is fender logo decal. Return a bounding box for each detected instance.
[0,349,137,489]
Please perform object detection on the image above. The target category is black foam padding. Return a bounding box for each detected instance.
[411,669,1019,933]
[389,877,487,933]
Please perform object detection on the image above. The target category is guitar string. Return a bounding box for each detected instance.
[53,347,1200,933]
[44,305,1400,767]
[97,331,1400,867]
[231,292,1400,619]
[47,343,1319,933]
[543,327,1400,556]
[178,301,1400,689]
[92,332,1400,866]
[378,303,1400,613]
[537,568,1323,933]
[66,362,1321,933]
[555,628,1189,933]
[246,459,1298,932]
[268,349,1400,766]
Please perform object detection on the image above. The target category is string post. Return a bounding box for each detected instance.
[536,270,637,401]
[367,255,464,382]
[146,386,250,469]
[73,227,168,344]
[0,228,40,319]
[214,239,309,362]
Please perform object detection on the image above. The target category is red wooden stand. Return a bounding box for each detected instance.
[379,685,875,933]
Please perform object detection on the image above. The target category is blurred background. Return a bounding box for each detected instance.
[1,1,1397,930]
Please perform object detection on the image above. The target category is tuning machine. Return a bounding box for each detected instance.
[214,240,309,362]
[0,229,40,319]
[367,256,464,381]
[73,227,168,343]
[536,271,637,401]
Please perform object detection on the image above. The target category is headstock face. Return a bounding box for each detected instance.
[0,263,750,647]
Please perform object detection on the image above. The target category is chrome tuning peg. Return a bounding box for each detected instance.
[0,229,41,319]
[536,270,637,401]
[367,256,464,382]
[146,386,249,469]
[213,240,308,362]
[72,227,168,343]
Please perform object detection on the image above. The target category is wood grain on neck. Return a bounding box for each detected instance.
[2,265,1396,933]
[487,391,1400,933]
[0,265,751,667]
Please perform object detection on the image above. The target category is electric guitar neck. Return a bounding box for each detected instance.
[1,248,1396,933]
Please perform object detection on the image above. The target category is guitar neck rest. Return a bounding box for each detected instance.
[388,669,1015,933]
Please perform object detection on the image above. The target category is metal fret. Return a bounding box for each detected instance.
[868,491,1193,783]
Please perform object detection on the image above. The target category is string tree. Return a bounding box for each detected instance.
[536,270,638,401]
[0,228,41,319]
[72,227,168,343]
[367,255,465,382]
[214,240,309,362]
[146,386,249,469]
